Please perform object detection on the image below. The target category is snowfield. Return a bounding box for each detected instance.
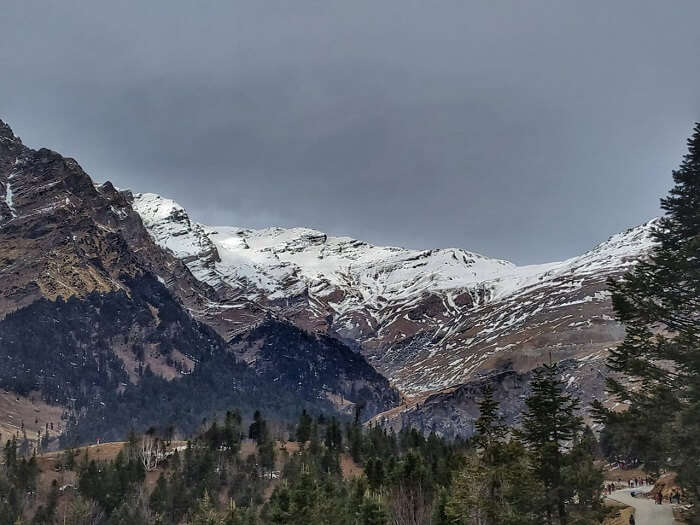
[134,191,655,311]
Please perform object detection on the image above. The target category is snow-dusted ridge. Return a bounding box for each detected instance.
[132,191,657,394]
[133,191,656,310]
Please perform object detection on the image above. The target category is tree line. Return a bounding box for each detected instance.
[0,360,609,524]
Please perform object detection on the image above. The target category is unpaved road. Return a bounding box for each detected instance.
[608,486,677,525]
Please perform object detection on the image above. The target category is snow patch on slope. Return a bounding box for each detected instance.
[3,173,17,218]
[133,192,522,308]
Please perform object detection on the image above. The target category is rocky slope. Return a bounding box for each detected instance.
[133,192,654,402]
[0,119,398,444]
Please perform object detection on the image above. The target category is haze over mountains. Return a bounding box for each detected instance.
[0,117,656,443]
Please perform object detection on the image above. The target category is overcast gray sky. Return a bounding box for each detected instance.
[1,1,698,263]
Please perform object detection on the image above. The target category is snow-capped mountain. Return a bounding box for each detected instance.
[0,118,398,444]
[0,112,656,441]
[132,192,657,397]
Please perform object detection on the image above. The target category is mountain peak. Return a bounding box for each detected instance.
[0,119,21,144]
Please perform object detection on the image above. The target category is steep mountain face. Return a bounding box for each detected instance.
[0,119,398,443]
[133,192,654,404]
[381,221,655,394]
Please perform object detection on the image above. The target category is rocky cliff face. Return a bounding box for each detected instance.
[0,119,399,443]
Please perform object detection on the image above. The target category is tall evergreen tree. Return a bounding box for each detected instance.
[595,122,700,514]
[295,410,313,444]
[446,385,544,525]
[518,363,583,525]
[474,384,507,448]
[248,411,267,446]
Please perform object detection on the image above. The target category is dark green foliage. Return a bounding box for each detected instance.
[0,391,608,525]
[41,408,466,523]
[0,438,40,524]
[77,449,145,514]
[365,457,384,492]
[324,417,342,451]
[474,384,507,447]
[595,122,700,514]
[357,494,388,525]
[5,387,604,524]
[258,438,276,477]
[295,409,312,443]
[445,387,545,525]
[446,440,545,525]
[149,473,170,516]
[519,363,583,525]
[248,411,267,445]
[562,432,605,523]
[447,375,604,525]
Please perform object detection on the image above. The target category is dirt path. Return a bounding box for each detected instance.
[608,486,677,525]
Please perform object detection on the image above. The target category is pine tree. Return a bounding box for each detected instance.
[223,410,242,457]
[445,441,544,525]
[191,490,225,525]
[445,385,545,525]
[309,420,321,457]
[562,432,605,523]
[324,418,342,451]
[431,488,449,525]
[295,410,312,444]
[258,435,276,478]
[474,384,507,448]
[248,411,267,445]
[357,496,387,525]
[150,473,170,517]
[519,363,583,525]
[595,122,700,512]
[365,457,385,492]
[346,420,363,463]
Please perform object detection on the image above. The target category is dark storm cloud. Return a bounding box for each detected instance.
[1,1,698,263]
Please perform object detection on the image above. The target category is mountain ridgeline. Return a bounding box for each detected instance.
[131,190,655,437]
[0,115,658,444]
[0,119,398,445]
